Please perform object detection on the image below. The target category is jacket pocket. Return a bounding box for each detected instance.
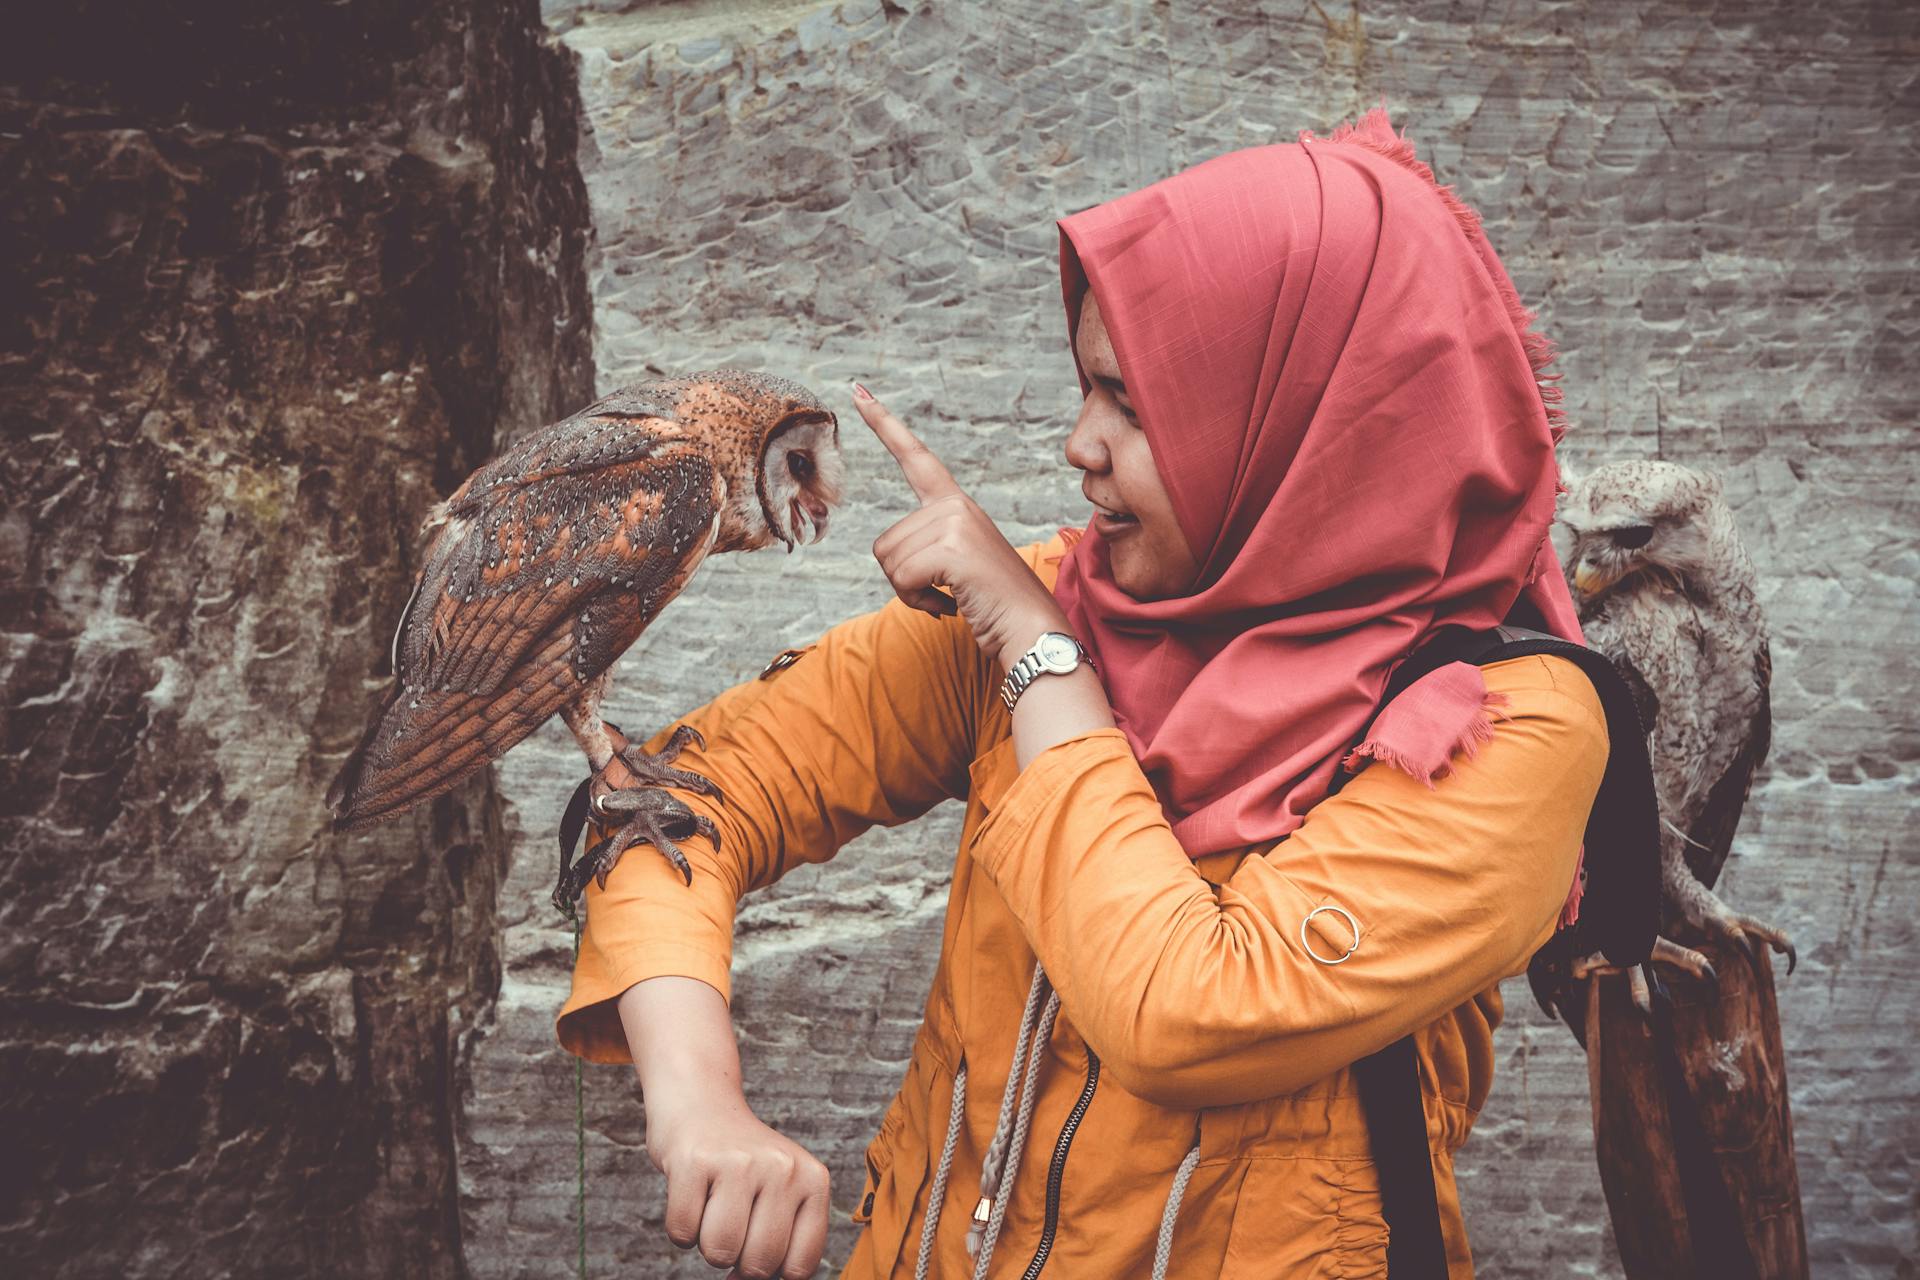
[850,1057,934,1278]
[1217,1155,1388,1279]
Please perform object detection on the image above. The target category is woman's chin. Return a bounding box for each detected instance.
[1106,537,1198,603]
[1109,550,1163,601]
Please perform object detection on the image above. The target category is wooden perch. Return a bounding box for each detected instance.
[1586,939,1808,1279]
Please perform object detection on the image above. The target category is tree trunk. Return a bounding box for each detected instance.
[0,2,593,1273]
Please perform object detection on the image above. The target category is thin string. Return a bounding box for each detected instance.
[574,912,588,1278]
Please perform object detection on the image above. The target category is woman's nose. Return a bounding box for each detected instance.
[1063,399,1110,473]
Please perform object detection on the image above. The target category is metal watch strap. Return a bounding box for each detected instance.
[999,651,1045,711]
[998,632,1093,712]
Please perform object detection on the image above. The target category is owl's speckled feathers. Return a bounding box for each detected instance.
[327,371,843,837]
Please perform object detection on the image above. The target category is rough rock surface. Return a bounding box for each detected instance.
[0,1,592,1273]
[452,1,1916,1277]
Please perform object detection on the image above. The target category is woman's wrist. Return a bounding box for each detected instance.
[993,605,1074,670]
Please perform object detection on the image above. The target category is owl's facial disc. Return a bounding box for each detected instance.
[760,415,845,548]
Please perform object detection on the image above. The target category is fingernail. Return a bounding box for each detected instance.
[851,381,874,401]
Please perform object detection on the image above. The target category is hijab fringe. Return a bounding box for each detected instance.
[1339,682,1514,790]
[1304,108,1571,494]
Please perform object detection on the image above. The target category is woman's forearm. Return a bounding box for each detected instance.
[617,975,743,1103]
[1009,656,1115,770]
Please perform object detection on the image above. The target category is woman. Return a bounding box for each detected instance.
[557,109,1603,1279]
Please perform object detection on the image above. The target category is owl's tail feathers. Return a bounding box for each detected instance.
[326,667,570,831]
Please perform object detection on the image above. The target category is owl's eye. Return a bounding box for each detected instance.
[787,450,815,484]
[1610,524,1654,549]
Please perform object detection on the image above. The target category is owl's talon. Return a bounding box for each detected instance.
[659,723,706,758]
[1571,949,1614,981]
[1727,913,1797,976]
[1629,964,1653,1017]
[567,784,709,893]
[613,727,723,802]
[1685,893,1797,978]
[1649,935,1717,990]
[1572,935,1715,1022]
[553,834,621,917]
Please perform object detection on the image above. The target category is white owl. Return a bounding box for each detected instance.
[1558,460,1794,1007]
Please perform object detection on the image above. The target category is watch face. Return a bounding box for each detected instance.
[1037,632,1079,673]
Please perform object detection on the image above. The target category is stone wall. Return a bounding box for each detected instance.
[0,1,592,1273]
[457,1,1917,1277]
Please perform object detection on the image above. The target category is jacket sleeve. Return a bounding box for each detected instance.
[969,653,1607,1109]
[557,596,991,1062]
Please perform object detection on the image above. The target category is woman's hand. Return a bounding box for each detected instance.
[619,977,831,1279]
[851,382,1070,668]
[644,1086,830,1280]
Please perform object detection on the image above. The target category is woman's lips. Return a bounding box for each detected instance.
[1093,508,1138,535]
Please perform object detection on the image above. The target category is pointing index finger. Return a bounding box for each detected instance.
[852,383,960,506]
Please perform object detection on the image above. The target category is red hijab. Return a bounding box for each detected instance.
[1054,109,1583,859]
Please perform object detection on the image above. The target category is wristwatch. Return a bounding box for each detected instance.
[999,631,1096,711]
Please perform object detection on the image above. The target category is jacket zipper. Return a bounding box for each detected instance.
[1018,1047,1101,1280]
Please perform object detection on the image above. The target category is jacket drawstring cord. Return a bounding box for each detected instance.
[1150,1139,1203,1280]
[935,964,1198,1279]
[974,984,1061,1279]
[965,964,1055,1273]
[915,1060,969,1280]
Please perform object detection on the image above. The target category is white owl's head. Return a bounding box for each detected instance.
[758,413,846,548]
[1557,460,1727,601]
[672,371,846,553]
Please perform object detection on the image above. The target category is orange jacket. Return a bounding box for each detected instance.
[559,535,1605,1278]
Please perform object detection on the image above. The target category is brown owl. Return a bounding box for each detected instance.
[326,371,843,909]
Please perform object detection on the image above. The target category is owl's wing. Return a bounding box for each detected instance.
[439,386,684,521]
[1682,640,1773,890]
[327,416,720,830]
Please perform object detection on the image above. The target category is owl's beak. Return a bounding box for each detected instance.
[785,495,832,548]
[1572,561,1620,597]
[803,495,830,545]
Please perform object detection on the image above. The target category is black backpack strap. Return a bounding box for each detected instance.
[1339,625,1661,1276]
[1467,628,1660,971]
[1353,1036,1449,1277]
